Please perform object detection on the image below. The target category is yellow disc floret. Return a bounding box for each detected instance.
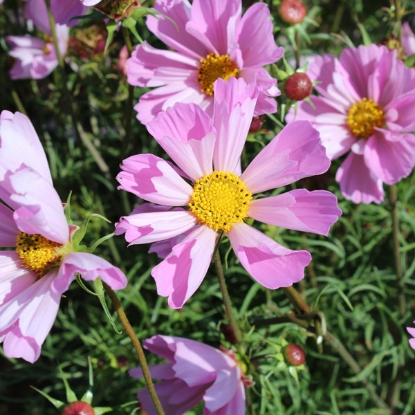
[188,172,252,232]
[347,98,385,138]
[16,232,63,277]
[197,53,239,96]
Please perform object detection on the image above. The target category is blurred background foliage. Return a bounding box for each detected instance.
[1,0,415,414]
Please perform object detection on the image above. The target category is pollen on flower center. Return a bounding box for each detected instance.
[188,172,252,233]
[16,232,63,277]
[197,53,239,96]
[347,98,384,138]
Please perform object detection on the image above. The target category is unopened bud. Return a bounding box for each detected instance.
[278,0,307,25]
[283,343,306,366]
[284,72,313,101]
[62,401,95,415]
[249,115,264,133]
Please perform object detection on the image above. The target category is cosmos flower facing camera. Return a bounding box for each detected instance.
[116,77,341,308]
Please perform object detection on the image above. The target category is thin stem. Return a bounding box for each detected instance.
[390,184,405,318]
[104,284,165,415]
[45,0,64,69]
[283,286,310,314]
[213,249,243,343]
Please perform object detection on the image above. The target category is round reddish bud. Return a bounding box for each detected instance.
[284,72,313,101]
[62,401,95,415]
[278,0,307,25]
[284,343,306,366]
[249,115,264,133]
[221,324,238,344]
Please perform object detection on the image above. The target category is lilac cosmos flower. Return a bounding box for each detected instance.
[127,0,284,124]
[286,44,415,204]
[6,24,69,80]
[0,111,127,363]
[116,77,341,309]
[130,335,250,415]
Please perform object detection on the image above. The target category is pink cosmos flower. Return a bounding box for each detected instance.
[0,111,127,363]
[6,24,69,80]
[127,0,284,124]
[402,22,415,57]
[116,77,341,309]
[130,335,249,415]
[407,322,415,350]
[286,44,415,204]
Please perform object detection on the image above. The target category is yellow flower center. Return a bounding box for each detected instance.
[16,232,64,277]
[346,98,384,138]
[197,53,239,96]
[188,172,252,232]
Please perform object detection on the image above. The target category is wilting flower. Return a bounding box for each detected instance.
[402,22,415,57]
[116,78,341,308]
[127,0,284,124]
[286,44,415,203]
[130,335,250,415]
[0,111,127,363]
[6,25,69,80]
[407,323,415,350]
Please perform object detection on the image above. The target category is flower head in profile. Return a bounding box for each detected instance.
[286,44,415,204]
[0,111,127,363]
[127,0,284,124]
[116,77,341,308]
[7,0,69,80]
[130,335,250,415]
[6,25,69,80]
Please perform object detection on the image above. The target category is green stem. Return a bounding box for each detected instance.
[213,249,243,343]
[104,284,165,415]
[390,184,405,318]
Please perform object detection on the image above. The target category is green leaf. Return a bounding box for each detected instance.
[122,17,143,43]
[30,386,65,409]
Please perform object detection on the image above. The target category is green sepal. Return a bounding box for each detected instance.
[88,232,115,254]
[59,365,78,403]
[130,6,156,19]
[93,278,122,334]
[64,191,73,224]
[94,408,114,415]
[122,17,143,43]
[357,21,372,46]
[30,386,65,409]
[105,20,119,52]
[405,53,415,67]
[71,213,111,251]
[80,357,94,404]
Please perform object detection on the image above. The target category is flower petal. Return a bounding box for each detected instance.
[54,252,127,293]
[116,210,197,245]
[147,103,216,180]
[236,3,283,68]
[0,271,60,363]
[0,111,52,184]
[186,0,241,55]
[248,189,341,236]
[148,0,209,60]
[336,152,384,204]
[117,154,193,206]
[204,368,241,412]
[228,223,311,289]
[151,225,217,308]
[364,131,415,185]
[0,203,18,247]
[241,121,330,193]
[213,78,258,172]
[2,167,69,244]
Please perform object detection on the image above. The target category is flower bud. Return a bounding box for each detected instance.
[249,115,264,133]
[278,0,307,25]
[283,343,306,366]
[284,72,313,101]
[94,0,140,21]
[62,401,95,415]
